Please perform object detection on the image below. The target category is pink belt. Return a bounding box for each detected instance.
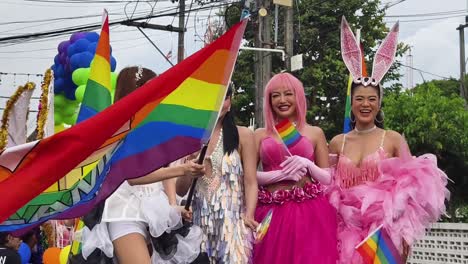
[258,182,324,205]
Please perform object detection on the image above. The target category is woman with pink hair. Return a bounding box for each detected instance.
[252,73,338,263]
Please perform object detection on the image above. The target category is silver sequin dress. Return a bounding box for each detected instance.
[192,131,253,264]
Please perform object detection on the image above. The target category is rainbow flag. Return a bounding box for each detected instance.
[0,10,117,233]
[77,9,112,122]
[356,225,403,264]
[0,18,247,231]
[275,119,301,148]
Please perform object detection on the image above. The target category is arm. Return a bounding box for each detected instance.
[163,178,177,205]
[129,159,204,186]
[239,127,259,230]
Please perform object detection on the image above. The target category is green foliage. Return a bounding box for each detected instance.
[384,81,468,219]
[229,0,407,135]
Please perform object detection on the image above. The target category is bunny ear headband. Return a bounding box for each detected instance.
[340,16,399,105]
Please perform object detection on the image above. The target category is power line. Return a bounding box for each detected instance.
[385,14,466,23]
[400,63,451,80]
[385,9,465,18]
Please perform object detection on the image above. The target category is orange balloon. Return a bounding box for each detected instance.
[43,247,61,264]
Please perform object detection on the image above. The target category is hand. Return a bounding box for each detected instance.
[280,155,313,176]
[243,214,259,231]
[175,206,193,221]
[181,160,205,178]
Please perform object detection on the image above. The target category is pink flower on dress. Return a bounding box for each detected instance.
[272,190,292,204]
[258,188,273,204]
[304,182,322,198]
[291,186,306,202]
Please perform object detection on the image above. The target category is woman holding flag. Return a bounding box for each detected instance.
[81,66,205,264]
[252,72,338,263]
[176,85,259,264]
[328,17,449,263]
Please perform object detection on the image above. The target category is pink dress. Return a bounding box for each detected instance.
[329,131,449,263]
[253,136,338,264]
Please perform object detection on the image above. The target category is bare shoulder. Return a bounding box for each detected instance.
[303,124,325,138]
[254,127,268,139]
[385,129,404,145]
[329,134,345,154]
[237,125,254,137]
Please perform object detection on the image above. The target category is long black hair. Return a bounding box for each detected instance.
[222,85,239,155]
[350,82,385,129]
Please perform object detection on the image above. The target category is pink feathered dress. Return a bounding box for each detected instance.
[329,131,450,263]
[253,136,338,264]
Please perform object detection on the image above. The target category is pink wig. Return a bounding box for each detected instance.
[263,73,307,134]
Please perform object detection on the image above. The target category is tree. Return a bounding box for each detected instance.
[227,0,407,137]
[384,81,468,219]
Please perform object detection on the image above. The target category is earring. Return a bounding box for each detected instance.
[375,110,384,123]
[350,111,356,123]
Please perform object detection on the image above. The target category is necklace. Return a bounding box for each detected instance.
[354,125,376,134]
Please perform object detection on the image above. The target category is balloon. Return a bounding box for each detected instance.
[111,72,117,91]
[62,104,77,117]
[54,55,60,65]
[79,52,94,69]
[43,247,61,264]
[54,123,66,133]
[54,94,66,108]
[85,32,99,42]
[70,53,82,71]
[54,64,65,78]
[72,68,90,86]
[54,112,64,126]
[87,42,97,54]
[75,85,86,102]
[74,39,90,54]
[70,32,86,43]
[59,245,71,264]
[57,41,67,53]
[110,56,117,71]
[63,113,78,125]
[67,43,76,57]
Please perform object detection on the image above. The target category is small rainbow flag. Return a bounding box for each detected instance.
[255,209,273,243]
[356,225,403,264]
[275,119,301,148]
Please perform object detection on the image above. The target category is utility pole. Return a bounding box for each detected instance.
[254,0,272,128]
[178,0,186,63]
[406,47,413,89]
[284,2,293,71]
[457,18,468,104]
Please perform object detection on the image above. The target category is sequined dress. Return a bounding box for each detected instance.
[192,131,253,264]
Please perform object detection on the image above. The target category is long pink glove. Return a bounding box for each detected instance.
[280,155,331,185]
[256,168,307,186]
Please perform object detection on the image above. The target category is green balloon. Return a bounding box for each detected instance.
[63,104,77,116]
[54,113,63,125]
[54,94,66,108]
[72,68,91,86]
[75,85,86,102]
[111,72,117,91]
[63,112,78,125]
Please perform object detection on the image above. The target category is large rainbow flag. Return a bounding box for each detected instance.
[0,18,247,231]
[356,225,403,264]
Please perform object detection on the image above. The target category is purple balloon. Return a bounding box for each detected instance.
[59,53,67,64]
[70,32,86,44]
[58,41,67,53]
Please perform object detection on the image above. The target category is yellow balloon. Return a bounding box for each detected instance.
[59,245,71,264]
[54,124,66,133]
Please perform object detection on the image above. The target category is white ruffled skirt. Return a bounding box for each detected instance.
[81,181,201,263]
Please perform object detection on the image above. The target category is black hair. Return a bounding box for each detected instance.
[0,232,9,246]
[21,230,36,244]
[350,82,385,129]
[222,85,239,155]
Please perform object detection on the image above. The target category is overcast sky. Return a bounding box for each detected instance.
[0,0,466,128]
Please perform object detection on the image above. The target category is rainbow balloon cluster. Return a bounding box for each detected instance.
[255,209,273,243]
[51,31,118,126]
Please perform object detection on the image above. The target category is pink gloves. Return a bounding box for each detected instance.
[257,167,307,186]
[280,155,331,185]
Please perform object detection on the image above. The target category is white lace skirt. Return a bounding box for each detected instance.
[81,181,201,263]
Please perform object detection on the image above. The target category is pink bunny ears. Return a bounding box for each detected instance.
[340,16,399,89]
